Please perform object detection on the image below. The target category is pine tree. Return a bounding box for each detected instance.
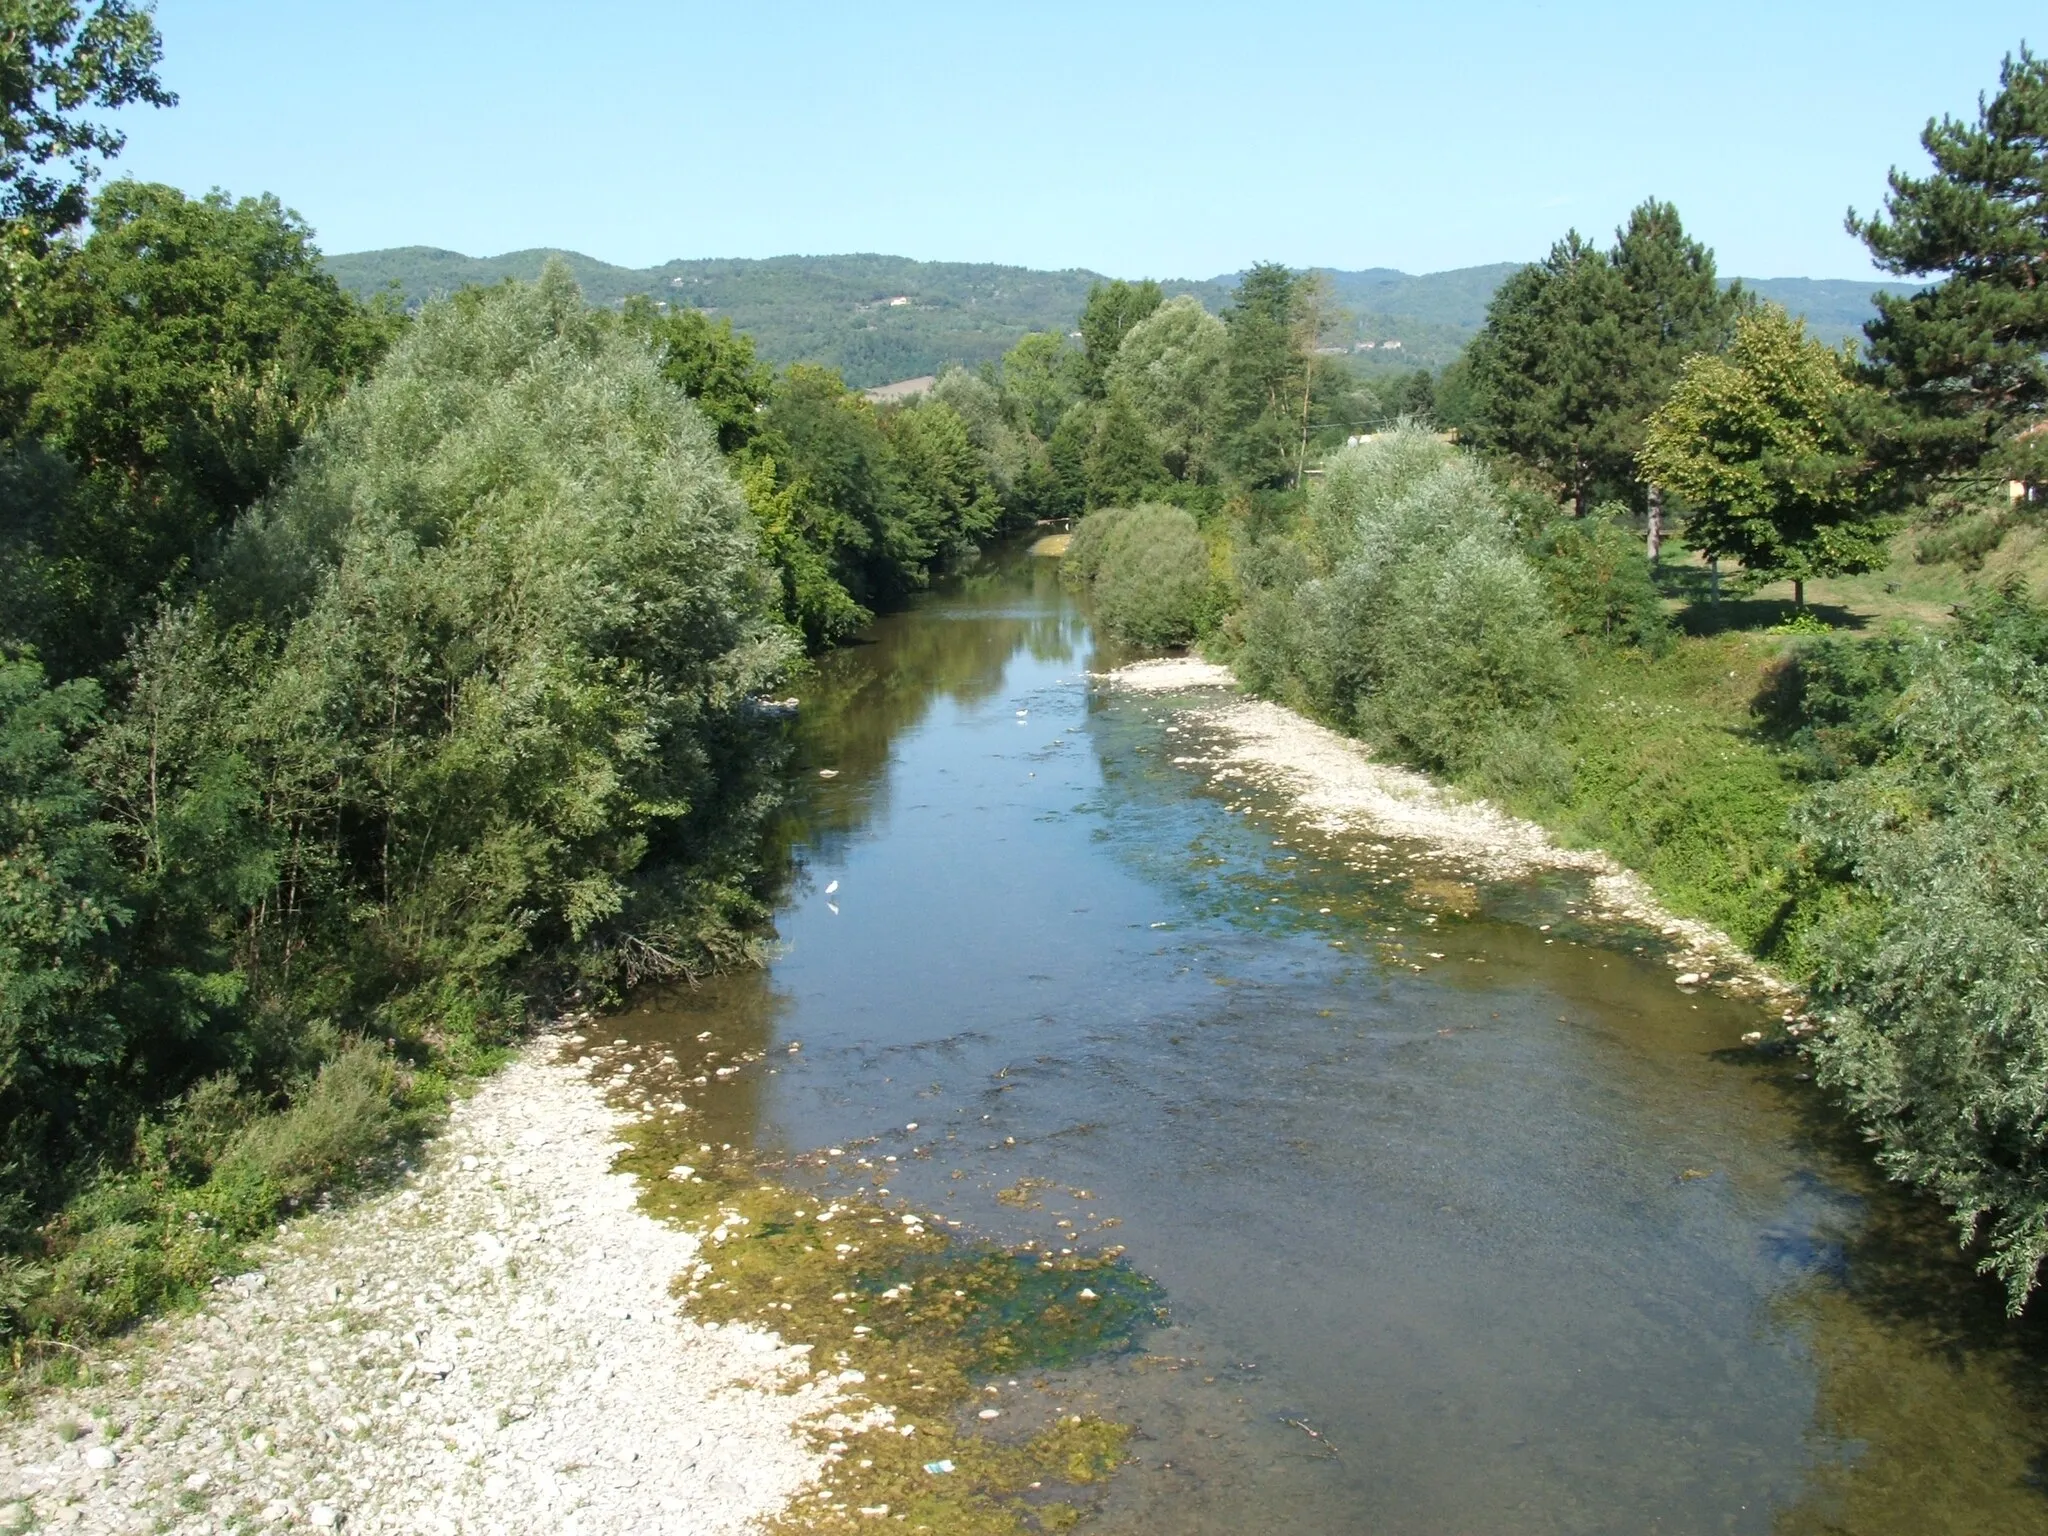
[1851,46,2048,492]
[1464,202,1741,514]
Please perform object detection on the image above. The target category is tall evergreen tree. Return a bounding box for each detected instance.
[1076,278,1162,398]
[1850,46,2048,492]
[1221,263,1308,488]
[1464,201,1741,513]
[1461,232,1632,512]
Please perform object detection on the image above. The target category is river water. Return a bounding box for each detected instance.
[613,549,2048,1534]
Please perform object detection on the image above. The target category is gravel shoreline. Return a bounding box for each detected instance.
[0,1040,830,1536]
[1102,655,1794,1001]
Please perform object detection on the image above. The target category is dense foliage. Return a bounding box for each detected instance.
[1640,305,1889,606]
[0,181,401,675]
[0,1,172,240]
[1792,588,2048,1308]
[0,261,802,1338]
[1231,425,1573,770]
[1851,46,2048,492]
[1461,201,1742,513]
[1061,504,1220,647]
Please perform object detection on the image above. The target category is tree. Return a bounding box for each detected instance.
[1639,306,1885,607]
[0,650,125,1216]
[1084,391,1167,507]
[1462,234,1631,512]
[1850,46,2048,492]
[0,1,173,243]
[1077,278,1162,398]
[997,330,1085,440]
[881,396,1002,557]
[0,182,399,675]
[1221,263,1309,488]
[1464,201,1741,513]
[619,296,770,455]
[1797,588,2048,1310]
[1104,294,1227,481]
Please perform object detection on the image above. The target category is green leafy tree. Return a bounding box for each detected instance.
[1234,425,1573,766]
[997,329,1085,440]
[618,295,771,454]
[1798,587,2048,1309]
[1465,202,1740,512]
[0,1,174,243]
[1077,278,1161,398]
[1220,263,1309,488]
[929,365,1037,510]
[1105,294,1227,482]
[1640,305,1886,607]
[1850,46,2048,491]
[881,396,1003,557]
[0,651,123,1219]
[0,181,398,674]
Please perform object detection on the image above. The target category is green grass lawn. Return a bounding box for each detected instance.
[1654,515,2048,635]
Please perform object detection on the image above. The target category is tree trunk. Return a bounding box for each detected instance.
[1710,555,1721,605]
[1794,577,1805,610]
[1646,484,1663,563]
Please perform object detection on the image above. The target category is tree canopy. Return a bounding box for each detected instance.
[1851,46,2048,492]
[1462,201,1741,512]
[1639,305,1885,605]
[0,181,400,675]
[0,1,173,242]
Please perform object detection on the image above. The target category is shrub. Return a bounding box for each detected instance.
[1064,505,1220,647]
[1088,505,1221,647]
[1235,424,1574,765]
[1376,535,1576,769]
[1530,506,1672,651]
[211,1041,415,1210]
[1061,505,1131,587]
[1914,510,2011,570]
[1798,616,2048,1310]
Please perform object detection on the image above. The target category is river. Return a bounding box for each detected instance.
[607,548,2048,1534]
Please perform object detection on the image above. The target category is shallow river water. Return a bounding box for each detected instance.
[612,551,2048,1534]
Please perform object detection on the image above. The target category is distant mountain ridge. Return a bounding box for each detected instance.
[324,246,1903,389]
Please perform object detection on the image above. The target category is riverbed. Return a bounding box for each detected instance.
[610,549,2048,1534]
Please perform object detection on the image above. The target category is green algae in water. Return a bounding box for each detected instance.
[613,1110,1157,1532]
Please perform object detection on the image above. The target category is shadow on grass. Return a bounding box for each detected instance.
[1654,563,1872,637]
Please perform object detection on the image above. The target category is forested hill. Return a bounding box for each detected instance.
[324,246,1903,387]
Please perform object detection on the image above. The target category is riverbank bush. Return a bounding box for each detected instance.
[1795,584,2048,1309]
[1064,503,1221,647]
[1,263,796,1353]
[1232,425,1574,771]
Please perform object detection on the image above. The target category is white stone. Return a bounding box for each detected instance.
[83,1445,117,1470]
[310,1503,339,1528]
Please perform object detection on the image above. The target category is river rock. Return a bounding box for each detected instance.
[83,1446,117,1470]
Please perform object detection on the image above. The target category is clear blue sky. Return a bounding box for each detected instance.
[108,1,2036,281]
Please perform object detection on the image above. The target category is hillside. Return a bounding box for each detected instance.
[325,247,1904,387]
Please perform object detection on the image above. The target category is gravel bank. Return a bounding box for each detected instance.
[0,1040,830,1536]
[1101,655,1793,1001]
